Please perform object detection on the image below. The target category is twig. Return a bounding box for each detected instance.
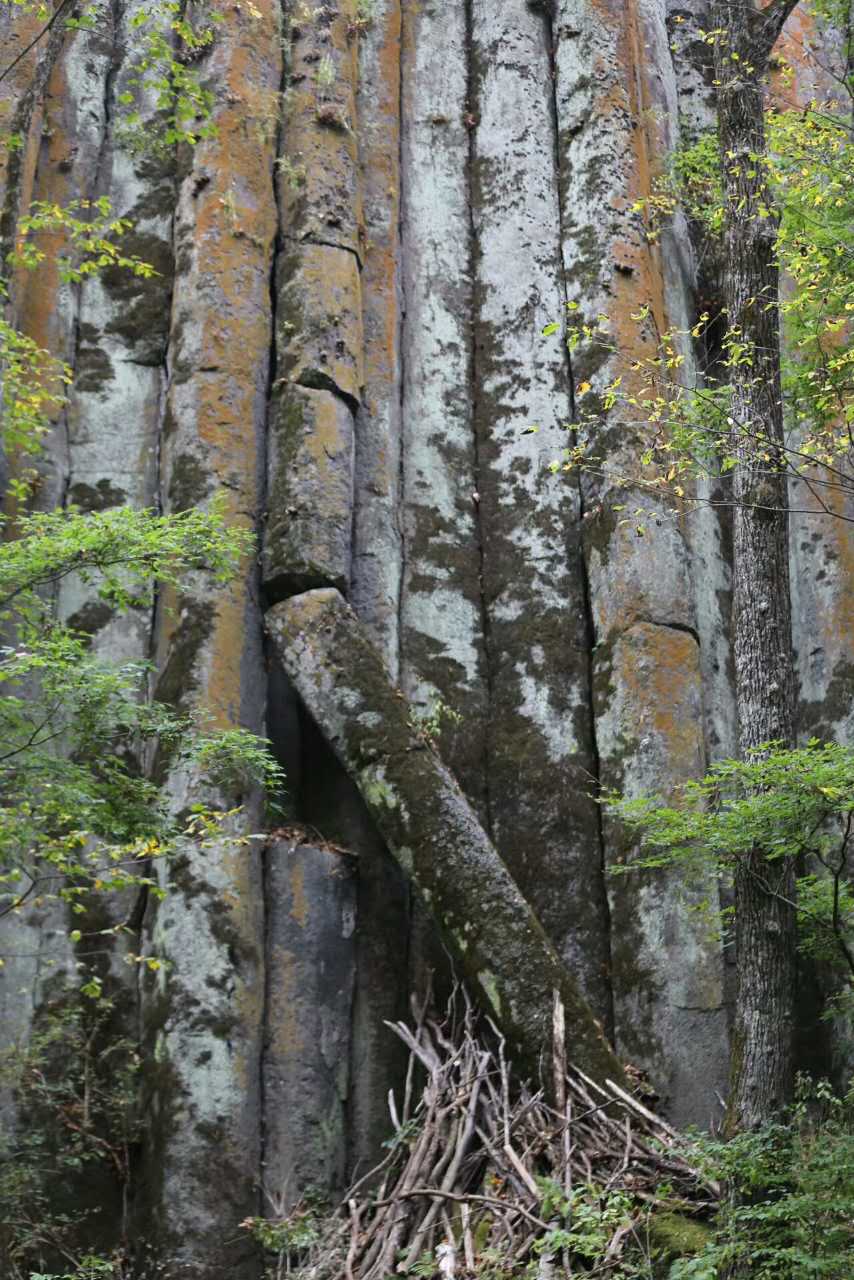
[373,1188,551,1232]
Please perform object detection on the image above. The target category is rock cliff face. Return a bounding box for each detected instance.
[0,0,849,1274]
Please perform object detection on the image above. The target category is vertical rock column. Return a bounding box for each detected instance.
[341,0,414,1174]
[262,836,356,1207]
[8,3,114,512]
[57,0,174,663]
[398,0,489,816]
[351,0,404,671]
[139,6,281,1275]
[264,0,405,1179]
[263,0,362,602]
[0,3,58,259]
[0,4,114,1132]
[554,0,729,1123]
[779,12,854,1079]
[469,0,612,1025]
[666,0,737,765]
[782,11,854,748]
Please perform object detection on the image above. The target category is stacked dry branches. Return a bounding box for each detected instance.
[270,989,717,1279]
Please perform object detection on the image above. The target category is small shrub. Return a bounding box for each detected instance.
[670,1078,854,1279]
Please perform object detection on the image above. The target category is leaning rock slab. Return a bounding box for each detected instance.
[266,588,624,1092]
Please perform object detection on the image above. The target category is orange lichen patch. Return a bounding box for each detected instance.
[158,3,281,735]
[304,391,350,466]
[357,0,401,397]
[561,0,669,420]
[605,0,668,397]
[221,837,265,968]
[282,241,364,404]
[268,945,303,1059]
[772,6,836,110]
[11,55,76,356]
[617,622,705,785]
[3,46,95,523]
[0,7,45,209]
[281,0,362,255]
[7,96,42,241]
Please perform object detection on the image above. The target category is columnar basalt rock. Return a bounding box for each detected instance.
[57,0,173,659]
[0,0,121,1151]
[553,0,730,1121]
[138,6,281,1274]
[659,0,738,770]
[262,836,356,1209]
[777,14,854,754]
[1,0,850,1268]
[350,0,404,668]
[398,0,489,818]
[265,0,363,602]
[267,588,626,1093]
[470,0,612,1028]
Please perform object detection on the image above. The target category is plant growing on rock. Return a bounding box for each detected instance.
[539,0,853,1138]
[550,88,854,521]
[0,33,284,1269]
[0,995,140,1278]
[669,1077,854,1278]
[608,741,854,1017]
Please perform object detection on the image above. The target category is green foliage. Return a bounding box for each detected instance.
[29,1263,119,1280]
[540,77,853,525]
[0,995,138,1277]
[408,697,463,747]
[240,1195,326,1279]
[670,1079,854,1279]
[771,103,854,449]
[607,741,854,1008]
[1,194,156,503]
[0,12,284,996]
[645,102,854,455]
[348,0,377,34]
[117,2,221,149]
[0,312,69,492]
[9,198,157,285]
[533,1179,642,1275]
[0,501,284,968]
[643,131,724,239]
[0,7,284,1274]
[242,1206,322,1255]
[0,500,249,623]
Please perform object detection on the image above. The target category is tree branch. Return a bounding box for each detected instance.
[0,0,76,87]
[758,0,801,55]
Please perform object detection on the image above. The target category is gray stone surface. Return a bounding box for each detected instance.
[1,0,850,1267]
[267,589,625,1092]
[262,838,356,1209]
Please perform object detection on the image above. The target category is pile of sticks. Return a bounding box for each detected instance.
[285,990,717,1278]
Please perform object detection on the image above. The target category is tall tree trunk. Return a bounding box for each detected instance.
[712,0,800,1134]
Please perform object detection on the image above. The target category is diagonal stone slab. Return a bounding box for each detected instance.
[266,588,625,1092]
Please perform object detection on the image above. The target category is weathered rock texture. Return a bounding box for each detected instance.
[267,588,624,1091]
[0,0,849,1273]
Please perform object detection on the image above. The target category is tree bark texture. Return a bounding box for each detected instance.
[266,589,626,1094]
[713,0,800,1134]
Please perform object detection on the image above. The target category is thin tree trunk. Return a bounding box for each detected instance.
[711,0,800,1134]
